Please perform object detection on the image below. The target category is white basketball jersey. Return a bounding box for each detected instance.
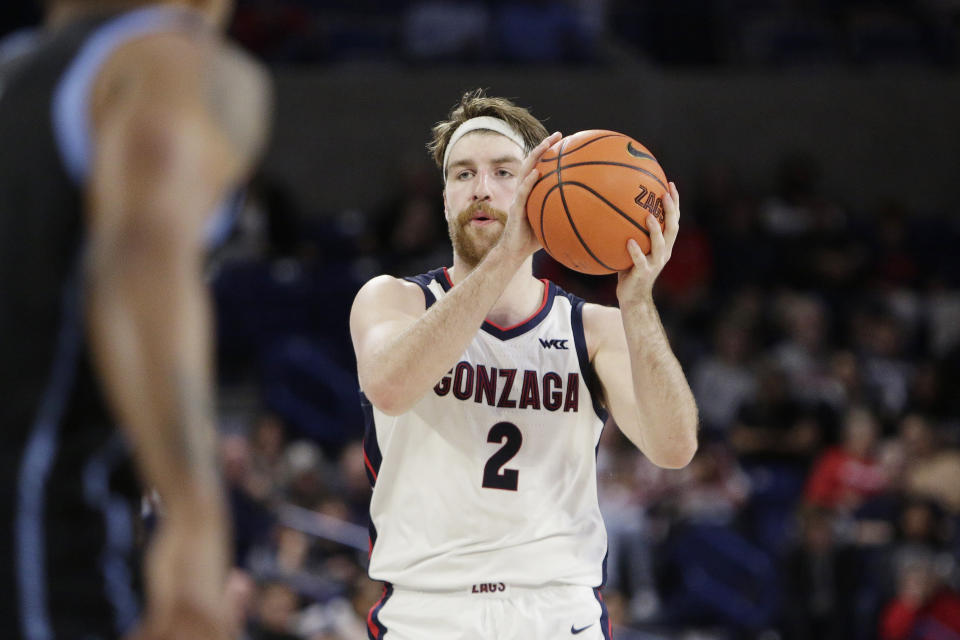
[362,268,609,591]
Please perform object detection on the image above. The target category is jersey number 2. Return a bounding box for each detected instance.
[482,422,522,491]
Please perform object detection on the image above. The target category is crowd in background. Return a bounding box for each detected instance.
[227,0,960,67]
[210,150,960,639]
[228,0,960,67]
[7,1,958,68]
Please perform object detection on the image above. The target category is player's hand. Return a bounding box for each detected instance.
[498,131,562,260]
[616,181,680,306]
[128,520,234,640]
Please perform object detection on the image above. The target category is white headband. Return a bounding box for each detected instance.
[442,116,526,178]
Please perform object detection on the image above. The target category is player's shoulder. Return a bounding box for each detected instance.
[206,37,272,109]
[353,273,431,313]
[548,281,619,323]
[581,301,621,326]
[581,302,622,355]
[545,282,621,356]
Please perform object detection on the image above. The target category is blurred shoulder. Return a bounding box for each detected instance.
[91,25,271,164]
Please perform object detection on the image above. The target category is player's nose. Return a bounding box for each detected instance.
[471,170,493,201]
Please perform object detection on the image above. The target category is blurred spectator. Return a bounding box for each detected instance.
[247,523,341,603]
[694,166,773,293]
[602,589,667,640]
[925,286,960,359]
[906,448,960,517]
[760,152,837,239]
[782,506,859,640]
[401,2,490,63]
[853,306,915,419]
[805,406,888,512]
[770,293,837,405]
[248,413,290,504]
[597,426,660,621]
[880,552,960,640]
[731,359,823,468]
[260,335,362,454]
[655,440,778,634]
[894,499,950,556]
[691,317,757,433]
[824,349,870,411]
[493,0,598,64]
[889,413,960,516]
[731,358,824,555]
[230,0,320,64]
[282,440,329,509]
[332,441,373,526]
[295,573,383,640]
[366,157,447,277]
[868,203,923,289]
[249,581,302,640]
[666,438,751,526]
[224,433,276,565]
[906,360,951,421]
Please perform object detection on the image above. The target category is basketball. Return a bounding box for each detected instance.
[526,129,668,275]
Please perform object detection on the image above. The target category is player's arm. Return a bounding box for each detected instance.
[350,248,527,417]
[84,30,270,638]
[350,132,562,416]
[587,183,698,469]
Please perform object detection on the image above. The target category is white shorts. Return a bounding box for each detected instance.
[366,583,612,640]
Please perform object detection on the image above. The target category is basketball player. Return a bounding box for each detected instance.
[350,90,699,639]
[0,1,270,638]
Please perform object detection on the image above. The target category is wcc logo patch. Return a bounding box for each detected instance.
[539,338,569,350]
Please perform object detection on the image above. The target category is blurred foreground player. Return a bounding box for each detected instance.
[350,90,699,639]
[0,0,270,638]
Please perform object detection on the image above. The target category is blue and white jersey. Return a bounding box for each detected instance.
[362,267,609,592]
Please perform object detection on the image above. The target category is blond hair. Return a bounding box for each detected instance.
[428,89,549,171]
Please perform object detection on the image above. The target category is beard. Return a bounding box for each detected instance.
[448,201,509,267]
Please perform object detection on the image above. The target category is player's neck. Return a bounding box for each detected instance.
[449,254,544,328]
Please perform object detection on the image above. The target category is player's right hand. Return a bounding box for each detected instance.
[498,131,562,259]
[127,520,235,640]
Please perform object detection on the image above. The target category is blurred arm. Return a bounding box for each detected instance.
[84,28,270,637]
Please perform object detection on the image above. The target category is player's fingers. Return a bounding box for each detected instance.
[626,237,649,268]
[523,131,562,172]
[663,188,680,248]
[515,165,541,208]
[647,214,667,263]
[670,181,680,211]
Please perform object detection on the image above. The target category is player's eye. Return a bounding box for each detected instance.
[456,170,473,180]
[496,168,513,178]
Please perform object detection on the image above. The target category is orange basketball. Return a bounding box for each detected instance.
[526,129,668,275]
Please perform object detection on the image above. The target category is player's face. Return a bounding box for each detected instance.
[443,132,524,267]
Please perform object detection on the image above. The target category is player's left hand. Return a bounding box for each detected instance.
[498,131,563,260]
[616,181,680,306]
